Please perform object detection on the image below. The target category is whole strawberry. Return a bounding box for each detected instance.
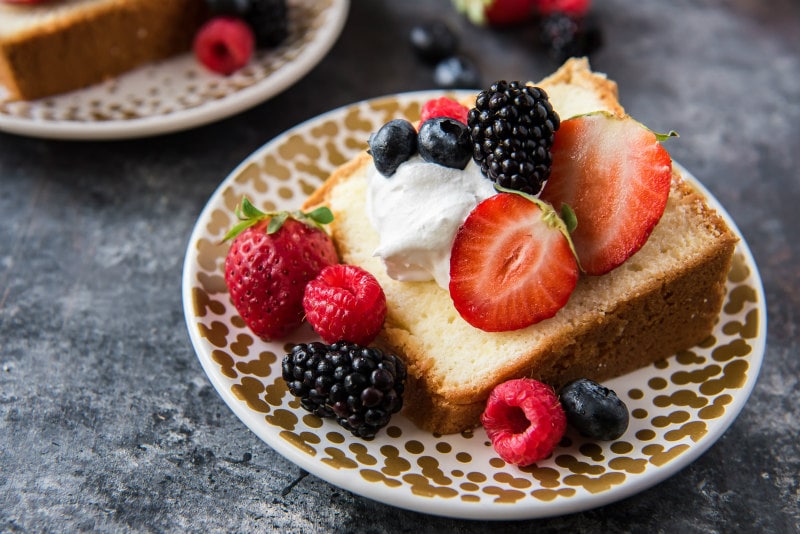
[452,0,591,26]
[453,0,537,26]
[223,198,338,340]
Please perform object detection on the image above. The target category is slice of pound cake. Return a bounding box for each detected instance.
[0,0,207,100]
[304,58,738,435]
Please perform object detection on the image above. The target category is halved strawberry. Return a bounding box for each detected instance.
[449,192,579,332]
[539,112,674,276]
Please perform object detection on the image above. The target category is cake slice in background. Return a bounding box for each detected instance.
[0,0,207,101]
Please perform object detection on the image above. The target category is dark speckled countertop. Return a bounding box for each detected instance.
[1,0,798,532]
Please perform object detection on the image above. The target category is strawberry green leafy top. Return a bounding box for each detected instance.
[223,197,334,242]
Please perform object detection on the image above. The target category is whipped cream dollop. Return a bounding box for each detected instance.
[366,155,496,289]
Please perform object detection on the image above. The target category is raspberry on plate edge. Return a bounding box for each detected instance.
[481,378,567,466]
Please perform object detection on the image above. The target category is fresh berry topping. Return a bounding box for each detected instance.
[282,341,407,439]
[539,112,674,275]
[417,117,473,170]
[468,81,560,195]
[223,198,338,340]
[193,17,255,75]
[481,378,567,466]
[419,97,470,127]
[206,0,289,47]
[368,119,418,177]
[538,12,603,62]
[559,378,629,440]
[303,264,387,346]
[409,20,458,64]
[433,56,481,89]
[449,192,579,332]
[453,0,538,26]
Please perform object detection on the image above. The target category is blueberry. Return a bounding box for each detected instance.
[409,20,458,64]
[559,378,629,440]
[433,56,480,89]
[417,117,472,170]
[368,119,418,177]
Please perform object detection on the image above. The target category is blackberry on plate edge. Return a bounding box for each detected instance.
[282,341,407,439]
[468,80,560,195]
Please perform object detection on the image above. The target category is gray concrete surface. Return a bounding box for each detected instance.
[1,0,798,531]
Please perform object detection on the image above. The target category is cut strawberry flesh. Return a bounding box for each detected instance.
[449,193,579,332]
[540,113,672,276]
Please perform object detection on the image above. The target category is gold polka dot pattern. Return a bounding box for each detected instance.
[183,93,765,516]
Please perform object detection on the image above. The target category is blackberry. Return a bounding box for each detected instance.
[468,81,560,195]
[559,378,629,440]
[282,341,406,439]
[246,0,289,47]
[538,12,603,62]
[208,0,289,47]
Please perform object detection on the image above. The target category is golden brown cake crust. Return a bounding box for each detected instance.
[304,60,738,435]
[0,0,208,100]
[537,57,624,116]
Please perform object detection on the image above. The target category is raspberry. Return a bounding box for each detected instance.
[193,17,254,75]
[418,97,470,128]
[303,264,387,346]
[481,378,566,466]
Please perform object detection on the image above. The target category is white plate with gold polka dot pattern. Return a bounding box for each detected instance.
[182,92,766,520]
[0,0,348,140]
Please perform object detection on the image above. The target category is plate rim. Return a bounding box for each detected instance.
[181,91,767,520]
[0,0,349,141]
